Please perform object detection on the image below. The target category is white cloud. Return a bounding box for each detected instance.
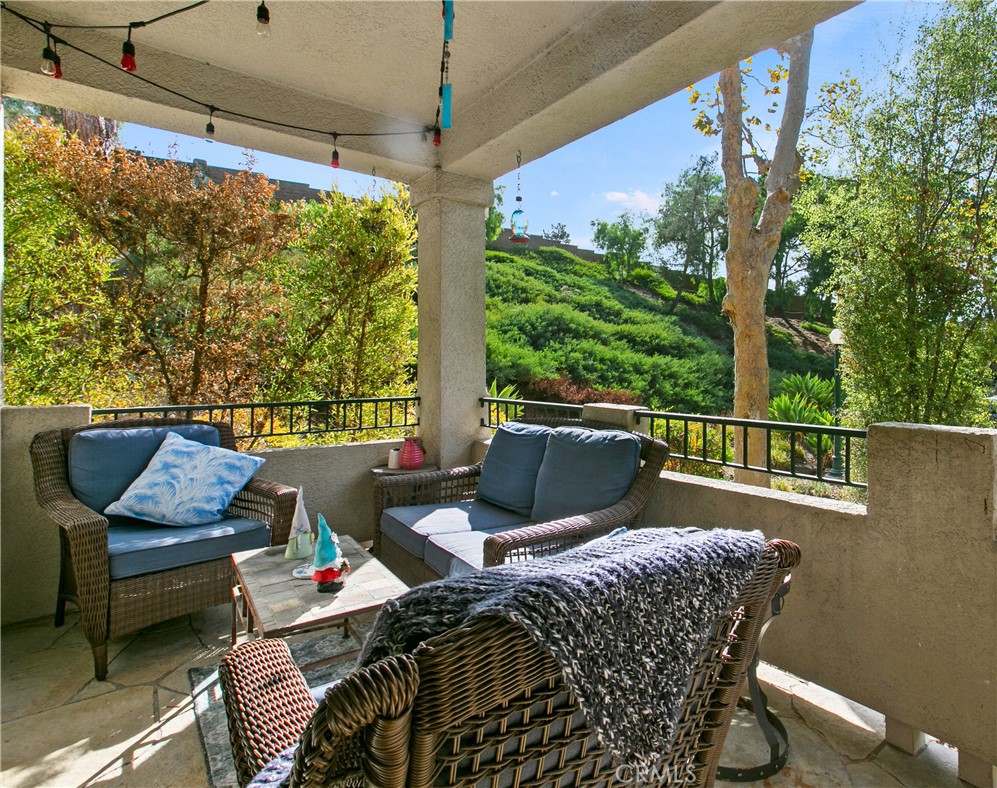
[550,190,559,197]
[603,189,660,212]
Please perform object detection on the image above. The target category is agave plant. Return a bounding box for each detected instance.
[769,393,833,460]
[779,373,834,412]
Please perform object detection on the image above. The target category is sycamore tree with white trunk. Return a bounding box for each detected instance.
[690,31,814,485]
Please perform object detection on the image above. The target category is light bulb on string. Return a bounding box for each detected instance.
[205,106,216,136]
[510,150,529,244]
[256,1,271,37]
[40,27,57,75]
[433,126,442,147]
[331,134,340,168]
[120,27,136,72]
[52,48,62,79]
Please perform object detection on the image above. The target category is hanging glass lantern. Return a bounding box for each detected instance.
[510,195,529,243]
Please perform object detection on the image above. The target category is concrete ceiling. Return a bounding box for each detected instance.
[1,1,855,184]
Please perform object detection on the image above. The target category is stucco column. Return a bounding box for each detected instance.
[410,169,492,469]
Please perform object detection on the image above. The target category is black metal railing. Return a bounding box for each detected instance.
[91,396,419,442]
[636,409,867,488]
[477,397,867,488]
[480,397,584,427]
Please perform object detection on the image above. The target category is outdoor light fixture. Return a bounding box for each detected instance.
[205,106,216,136]
[828,328,845,479]
[510,150,529,243]
[52,50,62,79]
[331,134,340,168]
[256,1,271,37]
[120,29,137,72]
[433,126,442,147]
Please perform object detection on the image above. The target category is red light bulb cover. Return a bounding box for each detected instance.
[433,128,442,147]
[53,54,62,79]
[121,40,136,72]
[331,149,340,168]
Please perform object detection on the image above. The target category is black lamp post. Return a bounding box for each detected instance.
[828,328,844,479]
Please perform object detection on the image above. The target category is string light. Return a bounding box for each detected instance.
[2,2,441,163]
[40,24,57,75]
[256,1,270,37]
[331,133,340,168]
[120,27,136,72]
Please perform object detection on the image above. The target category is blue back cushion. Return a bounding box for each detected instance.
[531,427,642,522]
[477,422,553,515]
[68,425,221,513]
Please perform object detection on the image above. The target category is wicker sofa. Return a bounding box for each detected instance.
[30,418,297,680]
[220,537,801,787]
[373,417,669,586]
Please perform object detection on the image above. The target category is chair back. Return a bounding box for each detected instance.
[288,539,799,787]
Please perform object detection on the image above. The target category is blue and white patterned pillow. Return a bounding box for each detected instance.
[104,431,265,526]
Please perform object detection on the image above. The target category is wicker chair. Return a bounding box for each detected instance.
[220,539,800,787]
[31,418,297,680]
[374,417,669,585]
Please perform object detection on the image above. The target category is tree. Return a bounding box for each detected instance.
[485,184,505,241]
[18,121,295,404]
[691,32,814,484]
[803,0,997,427]
[590,212,648,282]
[648,153,726,307]
[2,122,131,405]
[543,222,571,243]
[275,187,418,400]
[5,120,420,410]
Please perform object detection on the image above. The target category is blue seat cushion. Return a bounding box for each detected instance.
[380,500,533,560]
[423,526,517,577]
[106,515,270,579]
[477,422,553,515]
[68,425,221,513]
[531,427,642,522]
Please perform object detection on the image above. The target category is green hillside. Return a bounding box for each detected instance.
[485,246,833,414]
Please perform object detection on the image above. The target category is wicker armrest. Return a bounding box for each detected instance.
[219,638,318,787]
[373,464,482,554]
[228,478,298,547]
[482,498,642,567]
[292,654,420,787]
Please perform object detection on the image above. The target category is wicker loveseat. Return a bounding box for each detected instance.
[374,417,669,586]
[30,418,297,680]
[220,537,800,787]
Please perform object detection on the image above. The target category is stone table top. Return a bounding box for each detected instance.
[232,534,408,640]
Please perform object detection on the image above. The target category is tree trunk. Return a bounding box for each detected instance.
[719,30,813,486]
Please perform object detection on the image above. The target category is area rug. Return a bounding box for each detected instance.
[189,619,375,788]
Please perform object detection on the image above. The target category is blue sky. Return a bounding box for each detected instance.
[120,1,939,253]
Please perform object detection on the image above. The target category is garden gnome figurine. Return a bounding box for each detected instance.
[312,514,350,593]
[285,487,314,560]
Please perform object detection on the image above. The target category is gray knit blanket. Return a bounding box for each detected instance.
[359,527,765,768]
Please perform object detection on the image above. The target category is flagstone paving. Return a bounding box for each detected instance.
[1,607,964,787]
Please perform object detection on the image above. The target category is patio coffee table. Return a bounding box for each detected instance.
[230,534,408,649]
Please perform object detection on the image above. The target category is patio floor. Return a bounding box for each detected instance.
[1,607,965,787]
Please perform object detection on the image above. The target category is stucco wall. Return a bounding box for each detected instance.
[245,439,400,545]
[646,422,997,766]
[1,405,91,624]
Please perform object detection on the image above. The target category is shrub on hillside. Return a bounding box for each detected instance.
[523,376,642,406]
